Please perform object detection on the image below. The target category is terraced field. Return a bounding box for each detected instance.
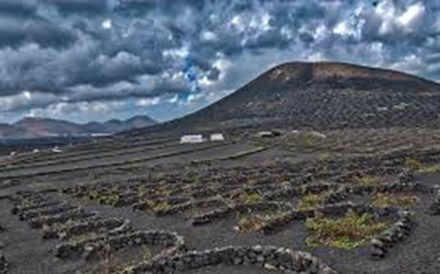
[0,127,440,273]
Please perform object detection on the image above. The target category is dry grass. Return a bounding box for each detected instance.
[68,231,98,244]
[236,212,287,232]
[297,192,328,210]
[149,201,173,212]
[235,192,261,204]
[354,174,381,186]
[404,158,422,171]
[403,158,440,173]
[418,164,440,173]
[371,193,419,208]
[237,214,265,232]
[305,210,388,249]
[96,193,120,206]
[81,245,152,274]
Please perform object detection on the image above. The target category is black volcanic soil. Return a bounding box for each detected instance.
[1,127,440,274]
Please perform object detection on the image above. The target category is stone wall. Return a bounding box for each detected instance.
[123,245,337,274]
[56,230,185,261]
[0,252,7,274]
[370,210,414,259]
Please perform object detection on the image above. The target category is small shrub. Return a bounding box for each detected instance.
[88,191,100,200]
[140,245,152,260]
[85,245,152,274]
[305,210,387,249]
[68,232,98,244]
[371,193,419,208]
[137,187,149,199]
[354,175,381,186]
[149,201,172,212]
[237,214,264,232]
[297,192,327,210]
[235,192,261,204]
[159,188,173,196]
[418,164,440,173]
[236,212,286,232]
[97,194,120,206]
[22,197,34,207]
[404,158,422,171]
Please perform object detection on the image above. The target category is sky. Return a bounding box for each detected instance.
[0,0,439,124]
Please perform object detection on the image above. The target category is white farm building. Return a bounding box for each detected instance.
[180,134,205,144]
[210,133,225,141]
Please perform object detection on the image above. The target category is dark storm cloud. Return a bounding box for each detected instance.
[114,0,155,13]
[0,0,440,122]
[244,29,291,50]
[65,74,191,103]
[207,68,220,81]
[0,0,37,17]
[44,0,112,15]
[0,16,77,49]
[70,51,164,88]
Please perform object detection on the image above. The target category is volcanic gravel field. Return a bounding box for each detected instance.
[0,127,440,274]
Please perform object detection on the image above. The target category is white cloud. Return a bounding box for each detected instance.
[307,52,326,62]
[0,91,57,112]
[334,21,354,37]
[200,31,217,41]
[168,95,179,104]
[199,76,215,87]
[374,1,426,34]
[314,24,329,41]
[376,0,397,35]
[212,57,230,80]
[250,12,272,32]
[27,101,128,121]
[162,47,190,59]
[229,15,245,31]
[136,97,161,107]
[102,19,113,29]
[397,2,425,29]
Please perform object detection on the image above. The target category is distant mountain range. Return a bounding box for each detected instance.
[0,115,156,139]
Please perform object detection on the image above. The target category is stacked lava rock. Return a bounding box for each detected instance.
[370,211,413,259]
[0,252,7,274]
[123,245,337,274]
[427,185,440,215]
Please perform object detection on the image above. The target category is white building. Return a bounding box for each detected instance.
[51,146,63,153]
[210,133,225,141]
[180,134,205,144]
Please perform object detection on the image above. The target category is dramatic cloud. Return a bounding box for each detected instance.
[0,0,439,123]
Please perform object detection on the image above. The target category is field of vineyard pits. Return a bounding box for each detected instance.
[1,127,440,273]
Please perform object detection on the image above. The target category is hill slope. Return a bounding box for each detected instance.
[136,61,440,133]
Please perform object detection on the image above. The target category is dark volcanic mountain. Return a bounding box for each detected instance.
[0,115,156,138]
[138,61,440,133]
